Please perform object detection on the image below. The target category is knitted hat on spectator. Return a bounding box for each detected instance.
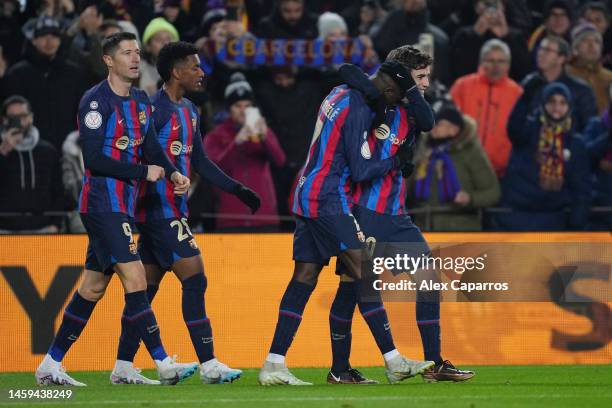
[435,104,464,130]
[200,8,227,37]
[542,81,572,106]
[225,72,254,108]
[544,0,573,20]
[142,17,179,45]
[317,12,348,40]
[33,16,62,38]
[570,22,602,47]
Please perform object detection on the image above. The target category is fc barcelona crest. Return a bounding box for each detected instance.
[139,111,146,124]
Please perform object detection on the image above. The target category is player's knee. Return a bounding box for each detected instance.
[293,263,321,286]
[182,273,206,296]
[78,283,106,302]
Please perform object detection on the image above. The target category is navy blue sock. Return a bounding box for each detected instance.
[182,273,214,363]
[124,290,167,361]
[329,281,357,373]
[269,279,315,356]
[357,289,396,355]
[416,290,442,364]
[48,292,97,362]
[117,284,159,362]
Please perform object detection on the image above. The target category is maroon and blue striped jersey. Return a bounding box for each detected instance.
[353,105,412,215]
[135,89,238,222]
[292,86,398,218]
[78,80,157,217]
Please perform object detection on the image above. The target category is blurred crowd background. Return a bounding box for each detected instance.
[0,0,611,233]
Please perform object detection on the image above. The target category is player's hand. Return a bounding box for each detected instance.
[233,184,261,213]
[146,165,165,182]
[171,171,190,195]
[394,139,415,169]
[454,190,471,206]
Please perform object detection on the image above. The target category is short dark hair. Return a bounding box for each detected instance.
[157,41,199,83]
[102,31,137,56]
[385,45,433,70]
[543,34,571,57]
[581,1,611,22]
[1,95,31,117]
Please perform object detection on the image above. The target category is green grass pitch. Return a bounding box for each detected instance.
[1,365,611,407]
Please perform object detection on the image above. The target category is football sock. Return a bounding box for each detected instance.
[123,290,167,362]
[268,279,314,357]
[329,281,357,373]
[357,288,396,355]
[416,290,442,364]
[47,292,97,362]
[181,273,214,363]
[116,284,159,362]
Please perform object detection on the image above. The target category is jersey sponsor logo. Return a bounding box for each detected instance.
[116,136,144,150]
[169,140,193,156]
[84,111,102,129]
[138,111,147,124]
[321,99,342,121]
[298,176,306,187]
[361,141,372,159]
[89,101,98,109]
[375,124,390,140]
[192,117,197,129]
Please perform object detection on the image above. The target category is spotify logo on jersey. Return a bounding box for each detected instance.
[170,141,183,156]
[115,136,129,150]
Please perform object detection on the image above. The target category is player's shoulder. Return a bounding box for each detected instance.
[79,80,108,110]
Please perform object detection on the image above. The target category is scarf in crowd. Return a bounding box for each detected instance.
[538,114,571,191]
[414,142,461,203]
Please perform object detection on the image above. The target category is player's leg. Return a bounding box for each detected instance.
[339,247,434,383]
[326,272,377,384]
[114,260,198,385]
[112,263,164,385]
[259,260,322,386]
[171,255,242,384]
[35,267,111,386]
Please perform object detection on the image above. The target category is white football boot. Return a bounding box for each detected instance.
[258,361,312,386]
[35,356,86,387]
[200,359,242,384]
[156,355,199,385]
[385,355,435,384]
[110,361,160,385]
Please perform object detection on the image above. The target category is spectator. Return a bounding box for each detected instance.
[409,104,500,231]
[204,73,286,231]
[0,95,65,233]
[256,0,318,39]
[65,2,106,85]
[60,129,85,232]
[566,22,612,112]
[499,82,591,231]
[528,0,573,53]
[99,19,122,38]
[521,35,598,132]
[450,39,522,176]
[450,0,530,82]
[1,16,87,151]
[341,0,387,37]
[373,0,450,84]
[582,87,612,230]
[158,0,197,42]
[0,0,25,68]
[580,1,612,70]
[255,66,325,226]
[140,17,179,96]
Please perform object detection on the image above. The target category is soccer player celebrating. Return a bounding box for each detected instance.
[258,48,434,386]
[111,41,260,385]
[35,32,198,386]
[328,47,475,384]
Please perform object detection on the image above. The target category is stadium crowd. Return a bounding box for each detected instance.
[0,0,611,233]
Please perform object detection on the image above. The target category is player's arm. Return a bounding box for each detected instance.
[142,121,190,194]
[79,101,148,180]
[404,87,434,132]
[342,97,408,183]
[192,123,261,213]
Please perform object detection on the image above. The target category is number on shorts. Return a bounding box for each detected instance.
[122,222,134,243]
[170,218,193,242]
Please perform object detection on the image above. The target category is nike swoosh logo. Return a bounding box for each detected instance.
[330,372,340,382]
[118,119,125,125]
[396,73,404,78]
[172,125,180,131]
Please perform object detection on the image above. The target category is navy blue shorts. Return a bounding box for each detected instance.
[335,206,430,275]
[293,214,365,266]
[80,212,140,275]
[137,217,201,271]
